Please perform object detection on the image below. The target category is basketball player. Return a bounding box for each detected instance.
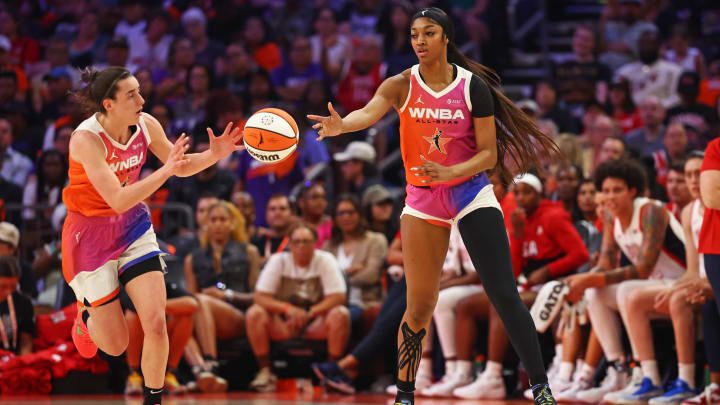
[63,66,243,405]
[308,8,559,405]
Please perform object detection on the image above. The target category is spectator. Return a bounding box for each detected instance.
[615,30,682,109]
[0,70,29,125]
[0,35,28,97]
[607,78,643,134]
[0,155,23,227]
[0,10,39,70]
[584,115,621,174]
[600,0,659,70]
[271,36,325,104]
[299,79,334,168]
[645,123,688,199]
[184,201,261,392]
[31,38,81,88]
[231,191,260,240]
[128,11,174,71]
[309,7,352,81]
[38,67,73,124]
[94,36,138,74]
[41,95,86,152]
[172,64,213,134]
[698,60,720,107]
[0,117,33,187]
[22,150,68,226]
[333,141,379,198]
[534,81,580,134]
[554,134,584,171]
[379,1,415,77]
[336,35,386,113]
[134,67,157,112]
[323,194,388,322]
[217,43,254,100]
[246,224,350,392]
[297,183,332,248]
[250,194,294,263]
[565,159,687,403]
[123,281,199,395]
[577,178,602,232]
[0,256,34,355]
[625,95,667,158]
[345,0,383,36]
[362,184,399,245]
[247,69,278,113]
[243,16,283,73]
[664,24,706,76]
[69,12,106,69]
[181,8,225,68]
[154,37,195,103]
[596,136,628,172]
[0,222,37,299]
[667,71,719,149]
[113,0,147,45]
[553,27,611,117]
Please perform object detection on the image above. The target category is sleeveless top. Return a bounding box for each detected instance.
[690,199,706,278]
[666,48,700,72]
[398,64,485,187]
[190,240,251,293]
[613,197,686,280]
[63,113,150,217]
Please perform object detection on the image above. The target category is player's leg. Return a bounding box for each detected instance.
[125,308,145,395]
[394,214,450,403]
[457,207,553,403]
[85,299,129,355]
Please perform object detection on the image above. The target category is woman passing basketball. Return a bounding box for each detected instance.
[308,8,558,405]
[64,66,243,405]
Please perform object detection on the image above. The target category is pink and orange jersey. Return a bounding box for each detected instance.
[63,114,151,217]
[398,64,489,187]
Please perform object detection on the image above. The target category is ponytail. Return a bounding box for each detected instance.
[73,66,132,115]
[447,43,560,185]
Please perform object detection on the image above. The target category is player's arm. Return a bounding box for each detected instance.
[448,115,497,177]
[19,332,32,355]
[144,113,242,178]
[701,169,720,209]
[70,130,189,214]
[307,74,402,139]
[603,204,669,284]
[595,211,621,271]
[183,254,199,294]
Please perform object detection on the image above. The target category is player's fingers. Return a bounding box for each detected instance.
[234,144,245,151]
[328,102,337,115]
[306,114,327,122]
[223,122,234,135]
[206,127,216,139]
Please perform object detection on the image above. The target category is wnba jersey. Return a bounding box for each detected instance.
[398,64,492,187]
[63,113,151,217]
[690,199,706,278]
[613,197,686,280]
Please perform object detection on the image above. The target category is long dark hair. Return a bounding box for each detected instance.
[74,66,131,115]
[330,194,368,245]
[412,8,559,184]
[35,149,68,204]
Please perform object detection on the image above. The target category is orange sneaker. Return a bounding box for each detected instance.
[72,305,98,358]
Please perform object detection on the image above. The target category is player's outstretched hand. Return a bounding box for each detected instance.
[162,133,191,176]
[208,122,244,159]
[307,102,343,140]
[410,154,456,184]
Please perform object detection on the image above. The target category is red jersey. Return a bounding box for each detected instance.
[699,138,720,254]
[337,62,385,113]
[510,200,590,278]
[62,114,150,217]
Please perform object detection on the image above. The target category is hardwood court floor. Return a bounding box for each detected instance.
[0,392,532,404]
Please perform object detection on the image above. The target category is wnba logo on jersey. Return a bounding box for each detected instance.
[109,152,144,173]
[408,107,465,120]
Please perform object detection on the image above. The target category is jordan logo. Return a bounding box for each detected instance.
[422,128,451,155]
[75,232,80,243]
[110,150,118,160]
[414,94,424,105]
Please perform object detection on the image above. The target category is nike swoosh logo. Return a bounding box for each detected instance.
[150,389,163,394]
[76,326,83,335]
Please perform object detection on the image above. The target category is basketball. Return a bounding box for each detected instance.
[243,108,299,163]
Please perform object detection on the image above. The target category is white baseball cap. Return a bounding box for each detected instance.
[333,141,376,163]
[514,173,543,194]
[0,222,19,248]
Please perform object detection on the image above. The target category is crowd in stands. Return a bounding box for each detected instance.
[0,0,720,402]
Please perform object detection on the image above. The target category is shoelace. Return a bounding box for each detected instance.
[534,385,555,405]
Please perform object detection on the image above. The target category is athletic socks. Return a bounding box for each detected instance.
[485,360,503,377]
[558,362,574,381]
[143,385,163,405]
[457,360,473,376]
[641,360,661,386]
[679,363,696,388]
[579,363,595,381]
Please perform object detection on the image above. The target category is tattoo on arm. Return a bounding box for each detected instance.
[604,264,640,284]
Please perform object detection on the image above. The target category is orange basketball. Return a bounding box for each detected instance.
[243,108,299,162]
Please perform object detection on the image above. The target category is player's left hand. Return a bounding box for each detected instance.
[410,155,456,184]
[564,273,604,303]
[207,122,244,159]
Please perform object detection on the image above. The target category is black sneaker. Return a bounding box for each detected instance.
[532,383,557,405]
[394,389,414,405]
[312,362,355,394]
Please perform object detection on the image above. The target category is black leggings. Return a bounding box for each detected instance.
[458,207,547,385]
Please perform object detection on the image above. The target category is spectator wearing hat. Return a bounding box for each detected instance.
[0,222,36,299]
[333,141,380,199]
[128,11,174,71]
[615,29,683,109]
[667,71,719,149]
[181,7,225,68]
[362,184,398,245]
[0,117,32,188]
[0,256,34,355]
[516,99,540,123]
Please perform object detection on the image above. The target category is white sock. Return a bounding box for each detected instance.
[641,360,661,386]
[679,363,695,388]
[457,360,473,377]
[554,344,563,363]
[558,362,574,381]
[484,360,502,378]
[444,360,457,377]
[418,358,433,378]
[580,363,595,381]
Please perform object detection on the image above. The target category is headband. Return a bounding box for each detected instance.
[410,7,454,43]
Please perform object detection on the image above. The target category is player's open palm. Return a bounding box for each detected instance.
[307,102,343,140]
[163,133,191,176]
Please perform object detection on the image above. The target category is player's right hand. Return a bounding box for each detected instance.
[307,102,343,140]
[163,133,191,176]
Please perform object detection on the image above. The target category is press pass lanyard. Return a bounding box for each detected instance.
[0,294,17,350]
